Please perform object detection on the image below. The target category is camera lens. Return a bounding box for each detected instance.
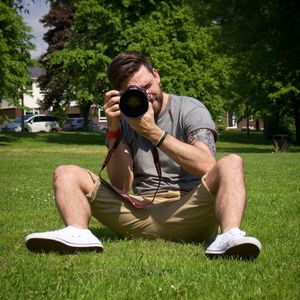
[119,86,149,118]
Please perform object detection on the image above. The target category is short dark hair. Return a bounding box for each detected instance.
[107,51,153,90]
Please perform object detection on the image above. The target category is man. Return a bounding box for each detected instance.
[25,51,262,259]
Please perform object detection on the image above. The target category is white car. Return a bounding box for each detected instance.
[1,115,60,133]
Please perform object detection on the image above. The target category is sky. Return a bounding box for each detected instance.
[21,0,50,58]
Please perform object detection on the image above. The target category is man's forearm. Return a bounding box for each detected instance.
[135,123,216,177]
[106,141,134,193]
[158,133,216,177]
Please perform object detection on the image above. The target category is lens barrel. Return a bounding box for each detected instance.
[119,86,149,118]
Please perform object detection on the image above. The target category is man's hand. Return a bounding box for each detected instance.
[123,101,163,145]
[103,90,134,192]
[104,90,163,145]
[104,90,121,131]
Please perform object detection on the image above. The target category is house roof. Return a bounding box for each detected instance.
[29,66,45,78]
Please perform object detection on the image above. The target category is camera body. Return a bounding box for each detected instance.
[119,86,149,118]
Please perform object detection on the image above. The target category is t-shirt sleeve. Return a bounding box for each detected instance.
[183,102,217,141]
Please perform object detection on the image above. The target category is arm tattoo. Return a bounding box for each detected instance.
[188,128,216,157]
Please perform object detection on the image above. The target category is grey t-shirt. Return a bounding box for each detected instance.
[120,94,217,195]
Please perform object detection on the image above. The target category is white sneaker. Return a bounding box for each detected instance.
[205,228,261,260]
[25,226,103,254]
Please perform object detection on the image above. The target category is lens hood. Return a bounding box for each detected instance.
[119,86,149,118]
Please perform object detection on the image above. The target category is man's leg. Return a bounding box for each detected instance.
[205,154,246,233]
[204,154,261,259]
[54,165,94,229]
[25,165,103,254]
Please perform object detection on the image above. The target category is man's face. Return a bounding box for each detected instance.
[121,65,164,117]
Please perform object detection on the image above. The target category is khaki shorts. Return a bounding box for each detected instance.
[86,171,218,243]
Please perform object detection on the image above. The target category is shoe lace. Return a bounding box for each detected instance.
[217,229,246,245]
[56,226,86,239]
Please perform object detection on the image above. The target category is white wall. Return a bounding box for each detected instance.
[23,78,43,109]
[0,78,44,113]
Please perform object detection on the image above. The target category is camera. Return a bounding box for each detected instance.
[119,86,149,118]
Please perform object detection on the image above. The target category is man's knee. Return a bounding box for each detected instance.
[219,154,243,173]
[54,165,95,195]
[53,165,79,186]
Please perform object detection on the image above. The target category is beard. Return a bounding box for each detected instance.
[153,88,164,120]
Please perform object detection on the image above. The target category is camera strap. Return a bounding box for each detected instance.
[99,132,162,209]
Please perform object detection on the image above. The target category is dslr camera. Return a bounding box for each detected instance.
[119,86,149,118]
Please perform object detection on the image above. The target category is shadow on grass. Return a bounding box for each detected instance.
[217,131,300,153]
[217,131,272,153]
[217,147,272,153]
[0,134,17,146]
[46,132,106,145]
[1,130,299,152]
[0,131,106,146]
[91,226,122,242]
[218,131,270,144]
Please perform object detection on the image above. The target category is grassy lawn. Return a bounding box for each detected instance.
[0,131,299,299]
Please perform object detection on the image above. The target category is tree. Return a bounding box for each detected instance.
[0,0,34,118]
[42,0,233,123]
[197,0,300,143]
[38,0,75,124]
[117,2,234,119]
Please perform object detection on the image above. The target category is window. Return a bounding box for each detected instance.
[26,81,33,92]
[45,116,57,122]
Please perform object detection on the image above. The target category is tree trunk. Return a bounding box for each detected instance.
[80,102,92,131]
[255,119,260,131]
[293,94,300,145]
[246,115,250,135]
[246,103,250,135]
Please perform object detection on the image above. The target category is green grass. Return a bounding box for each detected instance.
[0,131,299,300]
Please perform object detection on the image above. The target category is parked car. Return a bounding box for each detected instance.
[26,115,60,132]
[0,115,33,132]
[92,123,107,133]
[62,118,85,131]
[0,115,60,133]
[62,118,107,132]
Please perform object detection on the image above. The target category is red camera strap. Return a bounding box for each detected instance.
[99,132,162,209]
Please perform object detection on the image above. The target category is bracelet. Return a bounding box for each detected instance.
[155,130,168,147]
[106,128,121,139]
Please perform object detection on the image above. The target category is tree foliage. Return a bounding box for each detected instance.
[0,0,34,108]
[41,0,233,121]
[38,0,74,113]
[197,0,300,142]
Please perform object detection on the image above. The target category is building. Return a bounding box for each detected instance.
[0,67,46,120]
[0,67,106,125]
[226,112,264,131]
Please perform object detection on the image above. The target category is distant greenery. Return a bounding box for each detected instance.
[195,0,300,143]
[0,131,299,299]
[1,1,299,142]
[40,0,233,121]
[0,0,34,112]
[38,0,299,143]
